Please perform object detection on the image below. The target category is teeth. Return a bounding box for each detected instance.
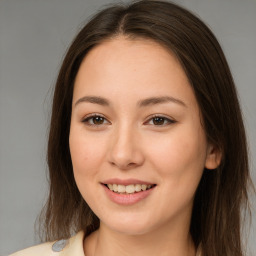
[141,184,147,191]
[125,185,135,194]
[107,184,154,194]
[135,184,141,192]
[113,184,118,192]
[117,185,126,193]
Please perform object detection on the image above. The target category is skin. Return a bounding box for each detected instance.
[69,36,221,256]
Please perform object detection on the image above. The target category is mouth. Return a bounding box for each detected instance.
[101,179,157,205]
[103,183,157,194]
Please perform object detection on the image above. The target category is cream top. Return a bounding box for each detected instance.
[10,231,202,256]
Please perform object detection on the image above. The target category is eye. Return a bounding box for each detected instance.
[81,114,175,127]
[145,115,176,126]
[82,114,110,126]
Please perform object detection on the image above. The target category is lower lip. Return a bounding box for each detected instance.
[102,184,155,205]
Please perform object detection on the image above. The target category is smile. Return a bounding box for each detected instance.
[106,184,155,194]
[101,179,156,205]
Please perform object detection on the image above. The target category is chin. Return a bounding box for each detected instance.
[106,223,152,236]
[99,213,157,236]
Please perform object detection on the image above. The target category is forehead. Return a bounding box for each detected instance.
[73,36,197,110]
[80,36,180,76]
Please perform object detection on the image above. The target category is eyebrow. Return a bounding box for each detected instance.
[75,96,110,107]
[137,96,187,108]
[74,95,187,108]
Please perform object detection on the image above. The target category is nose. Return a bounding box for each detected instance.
[108,125,145,170]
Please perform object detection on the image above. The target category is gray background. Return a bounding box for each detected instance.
[0,0,255,255]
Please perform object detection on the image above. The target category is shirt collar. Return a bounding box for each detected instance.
[57,230,85,256]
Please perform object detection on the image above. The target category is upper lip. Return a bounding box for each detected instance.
[102,178,155,186]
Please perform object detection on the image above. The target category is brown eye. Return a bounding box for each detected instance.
[82,114,109,126]
[152,117,165,125]
[92,116,104,125]
[146,115,176,126]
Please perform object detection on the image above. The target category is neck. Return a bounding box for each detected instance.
[84,221,196,256]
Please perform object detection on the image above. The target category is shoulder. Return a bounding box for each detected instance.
[9,241,54,256]
[9,230,85,256]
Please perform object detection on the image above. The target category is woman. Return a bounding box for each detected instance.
[10,0,252,255]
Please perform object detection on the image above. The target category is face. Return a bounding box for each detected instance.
[69,37,219,236]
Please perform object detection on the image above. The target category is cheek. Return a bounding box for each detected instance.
[146,126,207,216]
[69,128,108,208]
[69,126,106,181]
[146,125,207,180]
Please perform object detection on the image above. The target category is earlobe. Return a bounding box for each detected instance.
[205,144,222,170]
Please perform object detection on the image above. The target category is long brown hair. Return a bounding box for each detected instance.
[39,1,252,255]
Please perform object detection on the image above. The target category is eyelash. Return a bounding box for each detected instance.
[81,114,176,127]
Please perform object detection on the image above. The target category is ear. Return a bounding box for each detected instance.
[205,143,222,170]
